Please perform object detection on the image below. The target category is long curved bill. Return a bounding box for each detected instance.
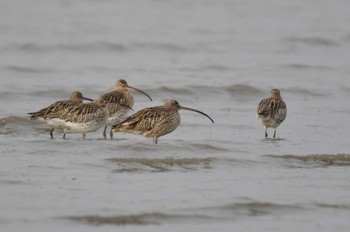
[83,96,93,101]
[127,85,153,102]
[179,106,214,123]
[119,103,134,111]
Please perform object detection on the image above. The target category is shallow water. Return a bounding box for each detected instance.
[1,0,350,231]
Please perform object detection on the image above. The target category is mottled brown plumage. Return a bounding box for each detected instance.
[113,100,214,144]
[101,79,153,139]
[59,96,109,140]
[28,91,93,138]
[257,89,287,138]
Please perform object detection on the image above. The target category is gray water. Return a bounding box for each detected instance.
[1,0,350,231]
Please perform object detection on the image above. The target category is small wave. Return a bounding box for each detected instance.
[148,84,263,99]
[5,42,128,53]
[147,85,231,97]
[56,42,128,52]
[316,203,350,210]
[66,212,211,226]
[202,65,234,71]
[225,84,263,96]
[189,143,229,152]
[283,63,333,71]
[7,43,43,52]
[114,142,229,153]
[315,203,350,210]
[0,116,43,136]
[266,154,350,166]
[5,65,52,74]
[284,37,340,47]
[205,202,302,217]
[133,42,191,53]
[284,87,327,97]
[0,116,35,126]
[157,86,194,95]
[189,84,263,97]
[67,213,159,225]
[66,201,303,226]
[149,84,326,101]
[0,180,29,185]
[108,157,216,165]
[108,157,216,172]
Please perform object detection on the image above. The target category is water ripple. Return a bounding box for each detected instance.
[66,212,211,225]
[107,157,217,172]
[266,154,350,167]
[65,201,303,226]
[284,37,340,47]
[4,42,128,53]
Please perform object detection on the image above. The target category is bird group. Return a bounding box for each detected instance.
[29,80,287,143]
[28,79,215,143]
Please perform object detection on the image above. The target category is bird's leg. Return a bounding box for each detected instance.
[83,133,86,140]
[109,128,114,140]
[63,128,67,139]
[50,128,54,139]
[273,129,276,139]
[103,126,107,140]
[265,127,268,138]
[153,137,158,144]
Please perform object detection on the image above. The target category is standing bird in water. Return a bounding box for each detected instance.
[101,79,153,139]
[257,89,287,139]
[113,100,214,144]
[28,91,93,139]
[59,96,109,140]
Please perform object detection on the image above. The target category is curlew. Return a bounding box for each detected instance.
[257,89,287,138]
[113,99,214,144]
[59,96,109,140]
[28,91,92,138]
[101,79,153,139]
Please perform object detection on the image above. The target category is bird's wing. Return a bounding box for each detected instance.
[106,102,129,116]
[28,100,68,119]
[59,104,104,123]
[114,106,164,131]
[102,91,126,104]
[257,98,286,117]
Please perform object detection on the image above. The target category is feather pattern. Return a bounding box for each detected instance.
[59,96,109,139]
[29,100,81,120]
[28,91,90,120]
[60,103,107,124]
[101,90,133,107]
[257,98,287,125]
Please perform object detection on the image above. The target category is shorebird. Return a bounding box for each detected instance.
[28,91,93,138]
[113,99,214,144]
[257,89,287,138]
[101,79,153,139]
[59,96,109,140]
